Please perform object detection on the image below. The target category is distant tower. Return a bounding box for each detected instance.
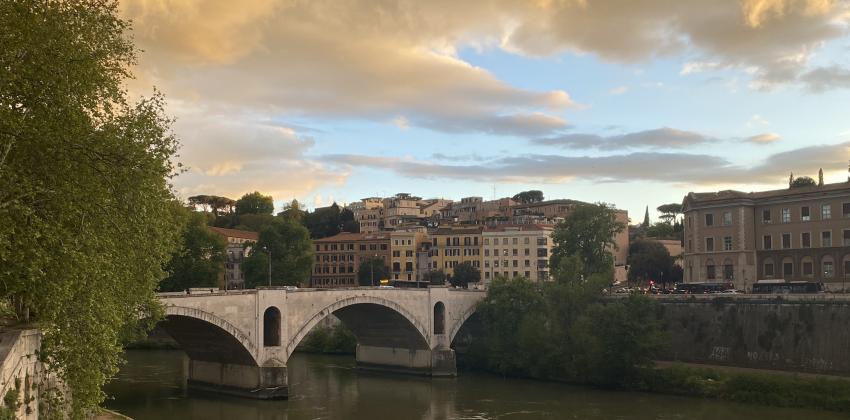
[818,168,824,187]
[642,206,650,228]
[789,172,794,188]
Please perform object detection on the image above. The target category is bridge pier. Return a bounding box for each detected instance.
[186,360,288,399]
[355,345,456,377]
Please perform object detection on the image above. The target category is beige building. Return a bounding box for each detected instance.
[655,239,684,266]
[482,225,554,284]
[682,181,850,291]
[390,228,428,283]
[428,226,484,277]
[208,227,258,289]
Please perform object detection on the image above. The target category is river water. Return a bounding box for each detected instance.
[105,350,845,420]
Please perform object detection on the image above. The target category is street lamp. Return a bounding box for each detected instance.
[371,253,378,287]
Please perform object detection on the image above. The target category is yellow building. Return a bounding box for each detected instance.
[429,226,484,277]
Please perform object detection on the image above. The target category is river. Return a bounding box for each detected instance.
[105,350,846,420]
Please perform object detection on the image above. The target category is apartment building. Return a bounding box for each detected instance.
[482,225,554,283]
[390,228,428,283]
[682,181,850,291]
[439,196,516,224]
[511,200,630,269]
[208,227,258,289]
[311,232,391,288]
[428,226,484,277]
[351,197,384,233]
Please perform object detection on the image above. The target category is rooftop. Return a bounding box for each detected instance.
[208,227,259,241]
[685,181,850,205]
[312,232,391,242]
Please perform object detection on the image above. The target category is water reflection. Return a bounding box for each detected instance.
[105,350,846,420]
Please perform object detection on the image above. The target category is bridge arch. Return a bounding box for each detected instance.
[285,295,431,360]
[447,303,480,345]
[161,305,258,365]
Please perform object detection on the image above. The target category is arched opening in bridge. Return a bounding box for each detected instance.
[433,302,445,335]
[264,306,281,347]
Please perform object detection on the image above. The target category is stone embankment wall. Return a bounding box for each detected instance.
[0,329,45,419]
[660,295,850,374]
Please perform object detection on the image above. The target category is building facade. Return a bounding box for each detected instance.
[208,227,259,289]
[311,232,391,288]
[682,181,850,291]
[482,225,554,284]
[389,228,428,284]
[428,226,484,277]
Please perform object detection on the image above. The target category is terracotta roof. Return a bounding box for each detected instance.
[685,181,850,205]
[208,227,259,241]
[312,232,390,242]
[430,226,484,235]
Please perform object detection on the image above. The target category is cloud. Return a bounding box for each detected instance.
[169,109,347,200]
[323,141,850,186]
[608,86,629,95]
[746,133,782,144]
[747,114,771,127]
[532,127,714,150]
[800,65,850,92]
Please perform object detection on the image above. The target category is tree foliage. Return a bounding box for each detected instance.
[304,203,344,238]
[160,210,227,292]
[656,203,682,224]
[235,191,274,215]
[357,258,389,286]
[627,239,674,285]
[469,277,667,386]
[512,190,544,204]
[423,270,447,285]
[0,1,182,415]
[551,203,624,278]
[243,219,313,288]
[279,199,305,223]
[188,195,235,216]
[450,262,480,288]
[790,176,817,188]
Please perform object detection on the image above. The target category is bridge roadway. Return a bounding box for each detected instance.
[156,286,485,399]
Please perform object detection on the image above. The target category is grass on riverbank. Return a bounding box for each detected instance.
[638,364,850,412]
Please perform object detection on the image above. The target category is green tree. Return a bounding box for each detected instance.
[304,203,342,238]
[512,190,544,204]
[235,191,274,215]
[423,270,447,285]
[790,176,817,188]
[279,199,306,223]
[656,203,682,224]
[357,258,389,286]
[645,222,675,239]
[0,1,182,415]
[340,208,360,233]
[233,213,277,232]
[160,211,227,292]
[450,262,481,288]
[243,219,313,288]
[551,203,625,278]
[627,239,674,286]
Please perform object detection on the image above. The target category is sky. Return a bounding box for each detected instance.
[120,0,850,221]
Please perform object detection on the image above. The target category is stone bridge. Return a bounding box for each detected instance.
[156,286,485,399]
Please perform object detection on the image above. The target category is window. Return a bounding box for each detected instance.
[722,212,732,226]
[845,260,850,278]
[706,237,714,251]
[763,235,772,250]
[824,261,835,278]
[707,264,716,280]
[705,213,714,226]
[764,263,775,277]
[783,262,793,277]
[823,231,833,247]
[405,262,413,272]
[723,236,733,251]
[781,208,791,223]
[723,264,733,280]
[822,204,832,220]
[801,206,810,221]
[782,233,791,249]
[845,230,850,247]
[802,232,811,248]
[537,248,548,257]
[484,238,489,245]
[762,209,771,223]
[803,261,813,276]
[844,203,850,218]
[263,307,281,347]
